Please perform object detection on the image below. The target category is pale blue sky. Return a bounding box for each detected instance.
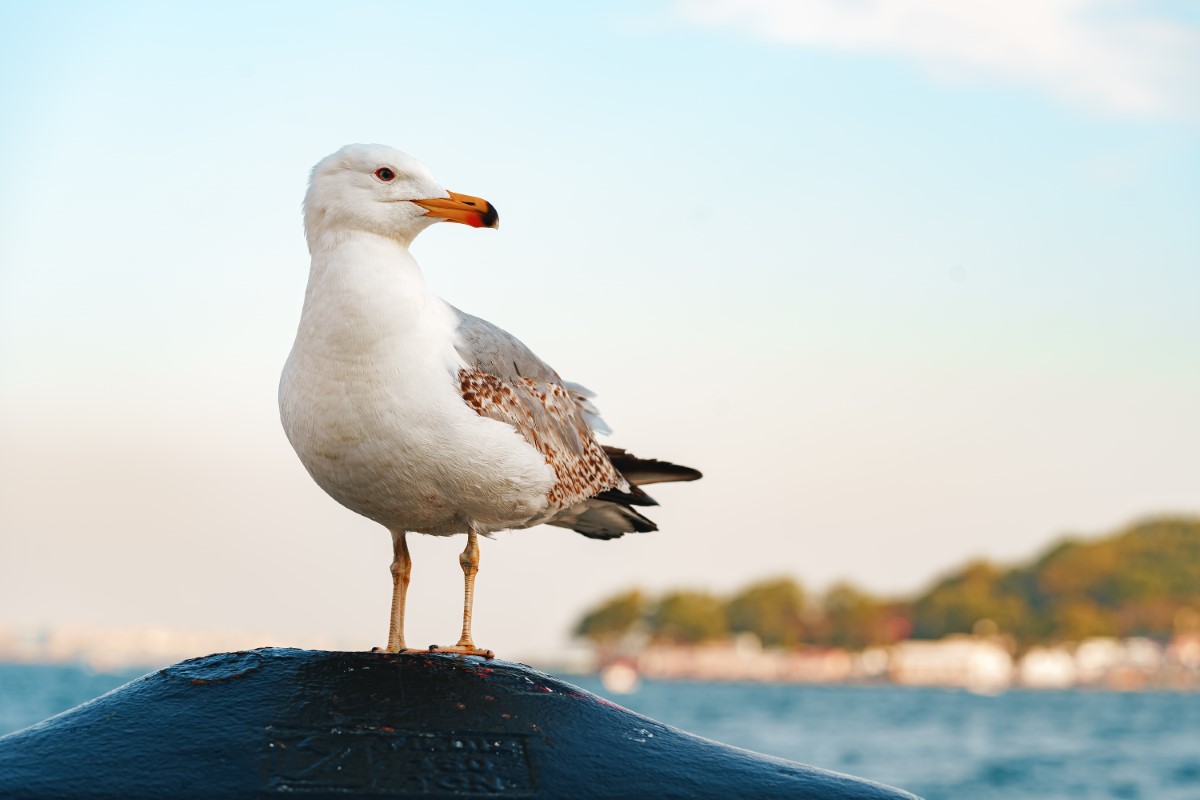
[1,1,1197,655]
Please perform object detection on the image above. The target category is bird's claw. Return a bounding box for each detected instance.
[428,644,495,659]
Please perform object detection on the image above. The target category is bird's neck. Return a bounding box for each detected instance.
[302,229,439,334]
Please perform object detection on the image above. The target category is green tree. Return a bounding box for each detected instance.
[908,517,1200,646]
[725,577,806,647]
[1031,517,1200,639]
[651,591,728,644]
[818,582,908,649]
[571,516,1200,653]
[1053,598,1117,641]
[574,589,648,645]
[909,560,1032,640]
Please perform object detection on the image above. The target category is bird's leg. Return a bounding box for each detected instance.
[429,524,494,658]
[456,527,481,648]
[385,530,411,653]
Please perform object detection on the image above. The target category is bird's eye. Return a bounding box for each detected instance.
[375,167,396,182]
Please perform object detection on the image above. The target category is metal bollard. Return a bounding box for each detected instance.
[0,648,921,799]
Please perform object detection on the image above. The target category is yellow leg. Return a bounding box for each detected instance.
[456,527,481,648]
[429,525,493,658]
[385,530,411,653]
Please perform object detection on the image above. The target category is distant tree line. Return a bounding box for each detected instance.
[574,516,1200,652]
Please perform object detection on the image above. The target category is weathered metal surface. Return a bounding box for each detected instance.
[0,648,921,799]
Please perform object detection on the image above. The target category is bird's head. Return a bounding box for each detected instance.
[303,143,498,249]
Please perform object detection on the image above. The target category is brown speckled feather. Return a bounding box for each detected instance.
[458,368,625,508]
[451,307,700,537]
[452,308,626,510]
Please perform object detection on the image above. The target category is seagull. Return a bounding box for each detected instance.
[279,144,701,656]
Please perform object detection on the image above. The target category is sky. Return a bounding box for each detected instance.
[1,0,1197,658]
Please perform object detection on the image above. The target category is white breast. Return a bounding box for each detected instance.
[278,233,554,535]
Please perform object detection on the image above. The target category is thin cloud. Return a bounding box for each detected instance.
[677,0,1200,121]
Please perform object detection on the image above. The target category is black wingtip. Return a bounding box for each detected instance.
[575,511,658,539]
[602,446,703,485]
[595,486,660,508]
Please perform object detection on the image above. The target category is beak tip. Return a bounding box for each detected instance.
[416,191,499,229]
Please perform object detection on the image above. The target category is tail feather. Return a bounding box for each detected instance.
[545,500,658,540]
[603,446,703,485]
[542,446,701,539]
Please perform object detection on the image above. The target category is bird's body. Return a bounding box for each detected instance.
[280,144,700,654]
[280,235,557,536]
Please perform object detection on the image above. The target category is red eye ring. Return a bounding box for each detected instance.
[375,167,396,182]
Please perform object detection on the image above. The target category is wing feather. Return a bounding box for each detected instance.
[452,309,626,508]
[450,306,701,537]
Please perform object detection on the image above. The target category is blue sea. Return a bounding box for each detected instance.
[2,662,1197,799]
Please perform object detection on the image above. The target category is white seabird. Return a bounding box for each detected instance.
[280,144,701,656]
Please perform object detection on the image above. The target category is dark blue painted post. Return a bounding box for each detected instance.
[0,648,920,798]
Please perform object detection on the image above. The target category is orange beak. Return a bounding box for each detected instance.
[412,191,499,229]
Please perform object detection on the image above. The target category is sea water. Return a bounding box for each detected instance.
[570,676,1200,800]
[2,662,1197,799]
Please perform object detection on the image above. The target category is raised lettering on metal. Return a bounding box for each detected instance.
[264,728,535,796]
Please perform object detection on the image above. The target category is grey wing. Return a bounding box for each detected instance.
[452,308,611,434]
[450,307,628,507]
[450,307,701,538]
[452,306,560,384]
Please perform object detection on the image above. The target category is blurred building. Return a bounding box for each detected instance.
[888,636,1013,693]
